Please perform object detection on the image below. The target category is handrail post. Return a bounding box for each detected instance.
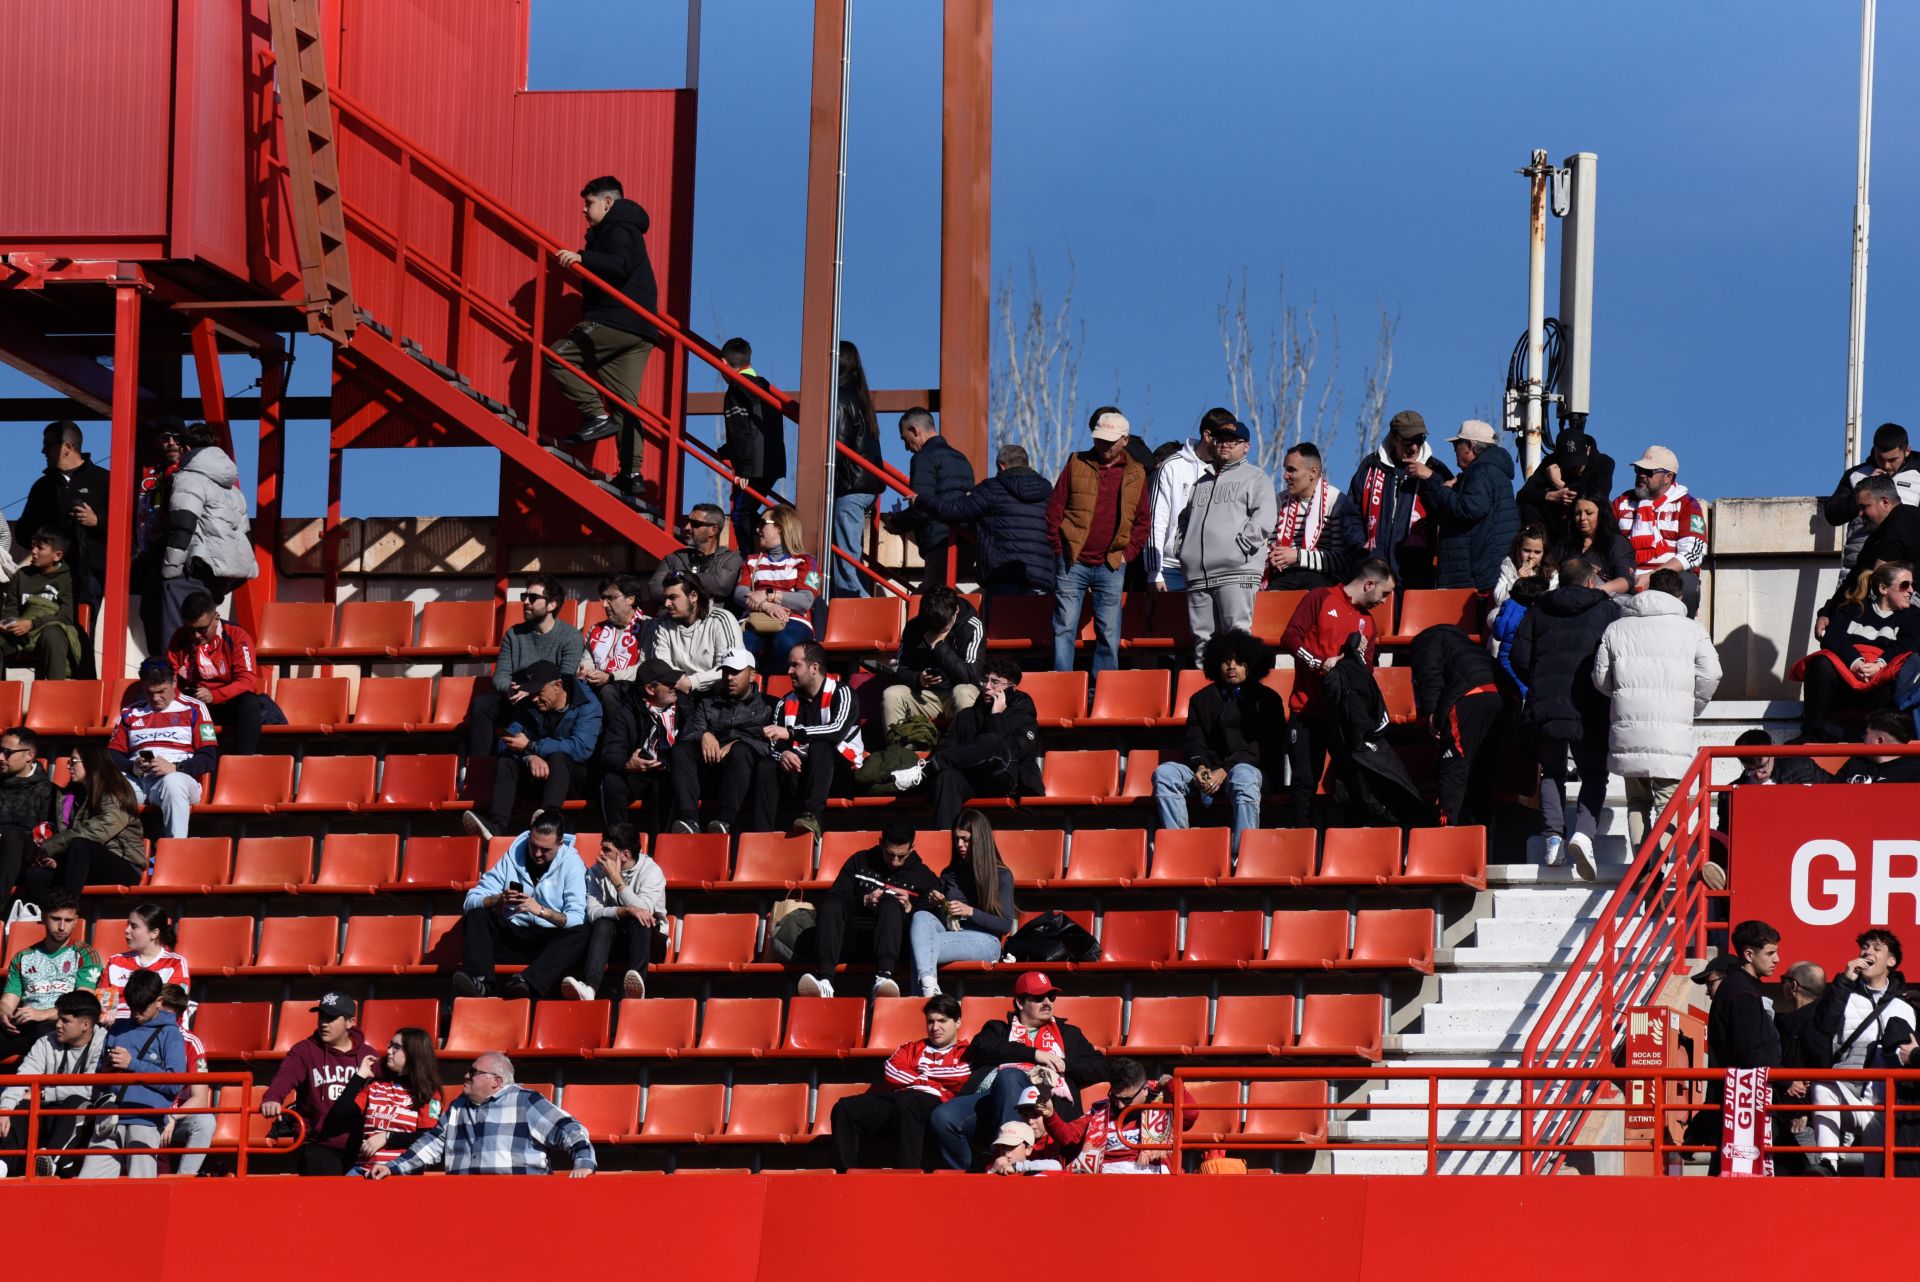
[1654,1067,1666,1175]
[24,1090,39,1182]
[527,260,547,443]
[1426,1070,1439,1175]
[662,333,687,528]
[236,1086,251,1178]
[1885,1069,1897,1178]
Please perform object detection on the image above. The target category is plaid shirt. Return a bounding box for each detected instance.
[388,1086,595,1175]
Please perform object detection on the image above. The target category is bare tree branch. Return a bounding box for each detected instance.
[990,251,1084,478]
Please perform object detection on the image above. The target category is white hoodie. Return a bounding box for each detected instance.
[1146,440,1209,586]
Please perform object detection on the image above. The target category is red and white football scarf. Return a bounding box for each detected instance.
[1006,1018,1069,1096]
[1273,479,1341,551]
[1066,1099,1176,1174]
[1719,1067,1772,1177]
[1360,462,1426,549]
[780,674,864,768]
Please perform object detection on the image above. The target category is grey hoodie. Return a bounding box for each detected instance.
[165,446,256,580]
[1174,457,1277,589]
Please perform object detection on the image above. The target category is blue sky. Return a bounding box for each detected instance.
[5,0,1916,521]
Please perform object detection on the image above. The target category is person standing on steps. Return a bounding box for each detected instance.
[717,338,788,555]
[547,176,660,507]
[832,341,887,598]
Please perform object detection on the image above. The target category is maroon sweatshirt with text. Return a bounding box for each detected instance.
[265,1031,376,1150]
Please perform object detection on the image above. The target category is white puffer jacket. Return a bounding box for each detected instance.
[1590,590,1722,778]
[165,446,257,581]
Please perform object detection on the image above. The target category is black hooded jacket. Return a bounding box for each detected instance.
[1510,584,1620,742]
[916,466,1055,595]
[576,198,660,342]
[1410,623,1503,726]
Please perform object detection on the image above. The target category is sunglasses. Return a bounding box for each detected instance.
[1020,992,1058,1003]
[463,1068,500,1081]
[688,519,724,530]
[1897,581,1916,591]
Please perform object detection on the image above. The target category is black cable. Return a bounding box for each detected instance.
[1504,318,1568,450]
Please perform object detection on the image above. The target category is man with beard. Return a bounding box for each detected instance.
[1611,444,1707,617]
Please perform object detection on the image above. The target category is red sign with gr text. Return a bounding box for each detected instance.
[1728,783,1920,963]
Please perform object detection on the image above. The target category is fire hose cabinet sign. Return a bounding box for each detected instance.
[1624,1006,1678,1133]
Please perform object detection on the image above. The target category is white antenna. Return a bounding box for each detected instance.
[1845,0,1876,467]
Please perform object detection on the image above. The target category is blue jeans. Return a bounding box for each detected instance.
[831,493,877,597]
[1154,761,1263,854]
[744,619,813,677]
[908,911,1003,986]
[929,1067,1033,1169]
[1052,559,1123,674]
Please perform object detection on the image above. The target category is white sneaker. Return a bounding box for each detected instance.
[798,974,833,999]
[1568,832,1596,882]
[891,762,927,791]
[461,811,495,842]
[1701,861,1728,892]
[1543,835,1565,868]
[873,976,901,999]
[622,969,647,999]
[920,977,941,998]
[560,977,594,1001]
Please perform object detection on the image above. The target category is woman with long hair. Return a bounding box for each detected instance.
[909,809,1016,997]
[736,503,820,675]
[103,903,188,1022]
[326,1025,444,1170]
[1794,559,1920,741]
[1564,497,1634,596]
[831,340,886,598]
[22,743,145,904]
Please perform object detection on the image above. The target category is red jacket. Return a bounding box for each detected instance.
[1278,585,1377,714]
[166,619,260,704]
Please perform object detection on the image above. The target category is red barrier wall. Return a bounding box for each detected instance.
[11,1174,1904,1280]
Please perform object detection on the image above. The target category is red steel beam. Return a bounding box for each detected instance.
[796,0,850,563]
[940,0,992,477]
[102,287,142,682]
[188,317,232,455]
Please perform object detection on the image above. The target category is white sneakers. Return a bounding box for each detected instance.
[559,977,594,1001]
[1543,835,1566,868]
[623,969,647,999]
[1700,861,1728,891]
[891,762,928,791]
[872,977,901,999]
[920,977,942,998]
[461,811,495,842]
[1568,832,1597,882]
[798,974,834,999]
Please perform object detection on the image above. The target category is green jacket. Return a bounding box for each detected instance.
[3,559,82,668]
[42,791,146,873]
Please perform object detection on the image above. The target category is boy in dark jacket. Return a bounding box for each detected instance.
[1411,420,1519,592]
[0,531,81,678]
[546,177,660,500]
[798,822,940,1000]
[718,338,787,554]
[915,444,1055,598]
[891,658,1043,827]
[882,588,985,736]
[1410,623,1509,826]
[76,968,185,1179]
[261,992,376,1176]
[0,724,59,924]
[928,971,1111,1169]
[1702,921,1782,1173]
[1348,411,1453,589]
[598,657,680,836]
[1151,628,1285,853]
[667,646,776,834]
[887,409,976,590]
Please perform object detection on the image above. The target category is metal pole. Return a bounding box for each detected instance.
[1845,0,1876,467]
[1523,149,1550,475]
[102,285,142,683]
[817,0,853,602]
[798,0,852,592]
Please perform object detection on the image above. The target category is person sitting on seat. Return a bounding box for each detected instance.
[829,993,972,1172]
[891,657,1043,828]
[596,657,681,837]
[102,903,188,1024]
[452,809,589,1001]
[157,983,213,1177]
[0,889,102,1063]
[1036,1055,1199,1175]
[666,646,777,835]
[763,640,866,839]
[108,657,217,841]
[562,822,665,1002]
[462,574,584,761]
[0,531,82,679]
[645,572,745,700]
[1152,627,1285,854]
[166,590,269,755]
[0,989,107,1170]
[463,660,602,844]
[367,1052,595,1178]
[1832,711,1920,784]
[909,808,1017,997]
[0,724,58,923]
[798,821,939,1000]
[736,504,821,677]
[321,1025,443,1173]
[578,574,649,714]
[882,587,984,738]
[1795,561,1920,742]
[20,744,146,906]
[646,504,746,615]
[77,968,185,1180]
[260,991,376,1177]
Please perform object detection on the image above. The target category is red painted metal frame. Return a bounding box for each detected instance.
[0,1072,299,1179]
[101,285,144,683]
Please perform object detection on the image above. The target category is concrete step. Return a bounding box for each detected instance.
[1343,1112,1522,1140]
[1371,1079,1529,1104]
[1420,1004,1544,1037]
[1471,917,1598,952]
[1434,970,1565,1006]
[1486,885,1616,922]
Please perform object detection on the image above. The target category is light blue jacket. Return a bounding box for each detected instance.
[464,831,587,928]
[105,1009,187,1127]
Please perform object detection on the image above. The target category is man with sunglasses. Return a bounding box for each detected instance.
[165,590,268,755]
[1611,444,1707,618]
[368,1052,595,1178]
[646,503,744,613]
[463,574,585,761]
[928,971,1110,1170]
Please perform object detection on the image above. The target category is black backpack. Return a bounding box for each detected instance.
[1003,911,1099,964]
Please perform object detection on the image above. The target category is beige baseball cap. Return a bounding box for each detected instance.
[1448,420,1497,446]
[1090,411,1131,443]
[1631,445,1679,475]
[993,1120,1036,1149]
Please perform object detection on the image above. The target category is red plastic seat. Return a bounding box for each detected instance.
[1233,828,1315,885]
[820,597,904,653]
[1051,995,1122,1050]
[780,997,866,1055]
[430,675,484,728]
[201,755,295,812]
[3,920,47,965]
[0,681,23,727]
[720,1082,809,1142]
[528,1000,611,1053]
[409,600,498,658]
[268,677,350,732]
[1063,830,1147,886]
[863,997,928,1053]
[810,1082,872,1137]
[28,680,110,735]
[1120,590,1192,650]
[89,917,126,953]
[1095,909,1178,966]
[1263,910,1350,968]
[360,998,440,1051]
[422,914,464,969]
[564,1082,640,1142]
[1122,995,1208,1054]
[210,1085,276,1150]
[351,677,435,731]
[640,1083,725,1141]
[284,755,376,811]
[1343,908,1436,973]
[1080,669,1170,727]
[256,602,334,657]
[604,998,698,1057]
[393,836,481,889]
[1117,748,1159,802]
[984,594,1072,651]
[338,915,424,972]
[1244,1080,1329,1142]
[653,833,730,888]
[177,915,255,972]
[1035,749,1120,805]
[813,832,871,888]
[687,997,781,1057]
[146,838,231,893]
[375,754,459,810]
[958,996,1007,1042]
[996,828,1064,886]
[1149,829,1230,886]
[1287,993,1384,1060]
[1375,665,1419,725]
[229,837,313,892]
[248,916,338,973]
[442,997,531,1054]
[313,834,400,893]
[1019,671,1088,728]
[334,600,416,656]
[1205,995,1296,1054]
[661,914,760,971]
[1178,910,1263,967]
[1163,668,1210,726]
[1186,1079,1244,1143]
[1312,827,1402,883]
[191,1001,274,1058]
[1250,590,1310,646]
[1401,825,1488,888]
[1388,588,1483,644]
[270,998,320,1054]
[731,833,813,888]
[1261,667,1296,707]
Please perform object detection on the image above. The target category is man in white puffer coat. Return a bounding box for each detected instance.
[1591,568,1722,859]
[160,422,257,644]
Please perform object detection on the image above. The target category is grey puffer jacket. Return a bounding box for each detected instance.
[1175,458,1278,589]
[1591,589,1722,779]
[165,446,256,581]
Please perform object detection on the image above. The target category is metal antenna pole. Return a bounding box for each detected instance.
[1846,0,1876,467]
[1523,149,1550,476]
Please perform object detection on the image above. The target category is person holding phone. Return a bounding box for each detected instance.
[452,810,588,1001]
[561,822,665,1000]
[881,587,984,740]
[596,657,681,836]
[106,657,217,840]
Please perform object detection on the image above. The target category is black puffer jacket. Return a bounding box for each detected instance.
[683,687,776,754]
[0,765,57,832]
[938,689,1043,794]
[901,436,975,547]
[1510,584,1619,742]
[1409,623,1503,725]
[916,466,1055,595]
[1423,444,1519,591]
[576,198,659,342]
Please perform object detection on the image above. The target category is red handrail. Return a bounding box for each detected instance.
[1,1072,301,1178]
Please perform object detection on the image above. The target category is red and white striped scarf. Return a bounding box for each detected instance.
[1273,479,1341,551]
[1719,1067,1772,1177]
[1359,463,1426,549]
[1066,1098,1176,1174]
[780,674,864,767]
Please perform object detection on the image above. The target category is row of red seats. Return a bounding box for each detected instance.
[10,906,1431,979]
[190,991,1385,1062]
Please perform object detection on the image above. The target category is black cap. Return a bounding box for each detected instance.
[514,659,564,690]
[137,657,176,683]
[1691,955,1740,984]
[311,992,357,1019]
[1205,417,1251,443]
[636,657,683,688]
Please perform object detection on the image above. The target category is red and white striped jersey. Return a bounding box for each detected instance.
[1613,483,1707,572]
[882,1036,973,1100]
[107,694,217,764]
[739,552,821,633]
[182,1029,208,1074]
[103,949,191,1023]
